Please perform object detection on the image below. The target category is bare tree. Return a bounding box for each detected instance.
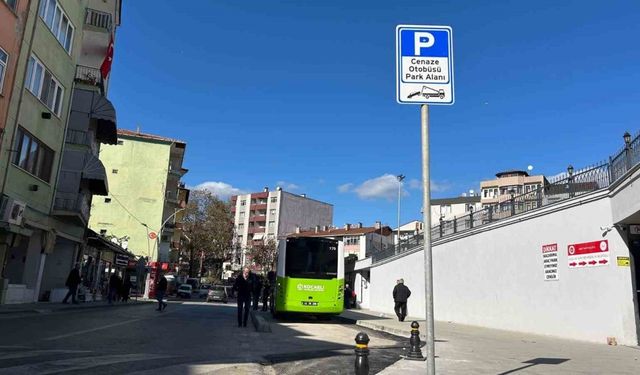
[247,238,278,272]
[181,190,234,278]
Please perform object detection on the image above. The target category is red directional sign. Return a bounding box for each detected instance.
[568,240,609,269]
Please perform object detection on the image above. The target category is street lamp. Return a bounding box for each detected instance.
[396,174,405,245]
[624,131,632,171]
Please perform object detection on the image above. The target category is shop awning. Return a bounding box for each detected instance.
[252,233,264,240]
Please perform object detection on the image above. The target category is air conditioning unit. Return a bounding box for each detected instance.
[1,196,26,226]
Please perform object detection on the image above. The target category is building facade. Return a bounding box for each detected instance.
[230,188,332,267]
[88,129,188,262]
[480,170,547,210]
[0,0,122,304]
[431,195,482,224]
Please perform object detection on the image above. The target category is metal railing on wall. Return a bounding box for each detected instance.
[371,131,640,264]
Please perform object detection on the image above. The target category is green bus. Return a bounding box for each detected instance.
[272,237,344,317]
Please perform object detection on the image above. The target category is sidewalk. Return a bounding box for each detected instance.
[0,298,150,315]
[340,309,640,374]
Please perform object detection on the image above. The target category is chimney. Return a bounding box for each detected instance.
[344,223,351,230]
[276,186,282,191]
[295,226,300,234]
[357,222,363,229]
[322,225,328,231]
[374,221,382,229]
[136,125,141,134]
[264,187,269,192]
[314,225,320,233]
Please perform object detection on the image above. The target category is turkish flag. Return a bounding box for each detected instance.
[100,34,114,79]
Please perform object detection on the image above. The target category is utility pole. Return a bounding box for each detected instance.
[396,174,405,247]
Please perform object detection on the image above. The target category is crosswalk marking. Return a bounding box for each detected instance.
[0,353,171,375]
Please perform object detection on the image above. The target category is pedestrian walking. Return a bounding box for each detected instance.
[62,264,81,304]
[344,283,352,309]
[252,274,263,311]
[108,272,120,304]
[261,275,271,312]
[122,277,132,302]
[392,278,411,322]
[156,274,168,311]
[233,267,252,327]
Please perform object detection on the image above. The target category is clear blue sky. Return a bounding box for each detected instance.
[109,0,640,228]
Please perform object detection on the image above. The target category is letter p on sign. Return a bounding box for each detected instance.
[414,32,435,55]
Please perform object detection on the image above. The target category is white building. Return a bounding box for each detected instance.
[393,220,424,244]
[230,187,333,268]
[431,195,482,223]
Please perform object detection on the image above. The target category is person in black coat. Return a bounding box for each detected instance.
[156,274,168,311]
[252,274,263,311]
[233,267,253,327]
[62,264,81,304]
[392,278,411,322]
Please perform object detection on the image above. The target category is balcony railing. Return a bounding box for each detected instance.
[53,194,90,223]
[371,131,640,264]
[75,65,104,94]
[85,8,112,31]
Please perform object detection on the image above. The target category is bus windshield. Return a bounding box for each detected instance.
[285,238,338,279]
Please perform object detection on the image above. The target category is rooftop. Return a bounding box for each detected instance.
[117,129,186,146]
[289,225,392,238]
[495,170,530,178]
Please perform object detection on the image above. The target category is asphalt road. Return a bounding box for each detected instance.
[0,301,407,374]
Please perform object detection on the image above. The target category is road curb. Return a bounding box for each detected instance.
[250,310,272,333]
[355,320,427,341]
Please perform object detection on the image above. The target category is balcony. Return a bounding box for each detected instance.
[53,193,90,225]
[249,215,267,222]
[247,227,266,234]
[85,8,113,31]
[68,83,117,145]
[250,203,267,210]
[75,65,104,93]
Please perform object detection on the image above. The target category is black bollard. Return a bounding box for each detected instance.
[406,321,426,361]
[355,332,370,375]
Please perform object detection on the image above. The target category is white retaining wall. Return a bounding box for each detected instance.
[369,190,639,345]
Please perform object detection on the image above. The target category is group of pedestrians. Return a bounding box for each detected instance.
[232,267,274,327]
[108,272,132,304]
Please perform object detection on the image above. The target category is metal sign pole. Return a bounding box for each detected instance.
[421,104,436,374]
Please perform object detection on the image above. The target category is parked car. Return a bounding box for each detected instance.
[206,285,228,303]
[197,284,212,298]
[177,284,193,299]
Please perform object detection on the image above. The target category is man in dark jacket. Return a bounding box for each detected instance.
[233,267,252,327]
[156,274,168,311]
[344,283,352,309]
[108,273,120,305]
[392,278,411,322]
[62,264,81,304]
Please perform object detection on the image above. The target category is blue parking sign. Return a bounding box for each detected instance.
[396,25,454,105]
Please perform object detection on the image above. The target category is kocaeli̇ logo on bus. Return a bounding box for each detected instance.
[296,284,325,292]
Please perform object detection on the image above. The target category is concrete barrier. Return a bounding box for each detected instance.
[250,310,272,333]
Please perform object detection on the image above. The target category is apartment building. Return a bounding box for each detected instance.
[289,222,393,260]
[480,170,548,210]
[0,0,122,304]
[230,188,332,267]
[393,220,424,243]
[89,129,189,262]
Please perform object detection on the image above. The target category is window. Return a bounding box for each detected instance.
[238,223,244,231]
[13,128,54,182]
[238,211,245,220]
[0,48,7,94]
[3,0,18,11]
[268,221,275,230]
[270,209,276,216]
[345,236,359,246]
[25,55,64,116]
[240,200,246,206]
[271,197,277,203]
[104,198,111,203]
[38,0,74,53]
[111,169,118,174]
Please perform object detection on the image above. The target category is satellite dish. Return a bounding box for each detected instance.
[527,165,534,171]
